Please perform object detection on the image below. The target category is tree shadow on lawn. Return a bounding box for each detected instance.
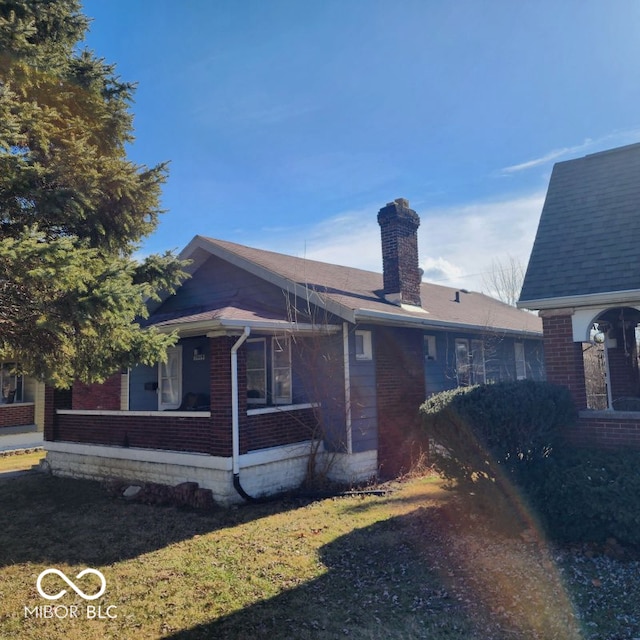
[0,474,316,567]
[162,502,585,640]
[164,507,480,640]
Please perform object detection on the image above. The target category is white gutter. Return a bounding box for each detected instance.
[354,308,542,338]
[342,322,353,454]
[517,288,640,311]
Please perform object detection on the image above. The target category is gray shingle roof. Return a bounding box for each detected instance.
[156,236,541,336]
[519,142,640,306]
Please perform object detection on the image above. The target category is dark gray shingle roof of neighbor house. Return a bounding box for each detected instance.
[155,236,541,336]
[519,142,640,307]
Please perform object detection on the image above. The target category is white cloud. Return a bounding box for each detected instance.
[500,127,640,175]
[247,192,546,294]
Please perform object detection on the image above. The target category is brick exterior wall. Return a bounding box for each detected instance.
[73,374,122,410]
[243,408,317,452]
[607,347,640,400]
[52,335,318,457]
[54,413,216,454]
[0,403,35,428]
[565,413,640,450]
[377,199,422,307]
[375,327,427,477]
[541,312,587,409]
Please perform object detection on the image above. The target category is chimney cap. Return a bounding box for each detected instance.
[378,197,420,227]
[387,197,410,208]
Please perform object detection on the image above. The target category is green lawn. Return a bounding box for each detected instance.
[0,471,638,639]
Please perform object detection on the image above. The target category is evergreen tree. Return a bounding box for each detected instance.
[0,0,187,386]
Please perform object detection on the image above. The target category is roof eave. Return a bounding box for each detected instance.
[354,308,541,338]
[518,288,640,311]
[152,317,342,338]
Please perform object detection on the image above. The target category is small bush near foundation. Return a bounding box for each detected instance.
[420,380,575,490]
[528,447,640,548]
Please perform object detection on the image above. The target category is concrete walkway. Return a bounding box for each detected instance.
[0,425,44,453]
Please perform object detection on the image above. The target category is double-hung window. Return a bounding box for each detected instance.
[272,337,292,404]
[471,340,486,384]
[247,339,267,404]
[455,339,471,387]
[515,342,527,380]
[246,336,292,406]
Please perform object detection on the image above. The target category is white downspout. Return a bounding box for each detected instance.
[231,327,252,499]
[343,322,353,454]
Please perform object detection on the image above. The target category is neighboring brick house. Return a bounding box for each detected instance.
[0,360,51,448]
[519,142,640,448]
[46,199,543,504]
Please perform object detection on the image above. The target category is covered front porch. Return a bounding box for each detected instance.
[45,321,378,503]
[543,304,640,448]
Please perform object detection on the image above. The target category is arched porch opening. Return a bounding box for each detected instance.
[585,306,640,411]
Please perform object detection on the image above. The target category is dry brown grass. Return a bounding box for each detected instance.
[0,471,638,639]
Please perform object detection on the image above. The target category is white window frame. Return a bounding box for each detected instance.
[0,362,23,404]
[272,336,292,405]
[515,342,527,380]
[471,339,486,384]
[246,338,267,405]
[424,335,437,361]
[355,330,373,361]
[455,339,471,387]
[158,346,182,410]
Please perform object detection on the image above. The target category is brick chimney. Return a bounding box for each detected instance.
[377,198,422,307]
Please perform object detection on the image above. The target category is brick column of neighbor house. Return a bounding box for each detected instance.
[607,346,640,402]
[377,198,422,307]
[209,335,243,457]
[43,385,56,441]
[72,374,123,410]
[541,310,587,410]
[375,327,427,478]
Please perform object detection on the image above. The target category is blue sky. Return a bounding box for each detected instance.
[81,0,640,294]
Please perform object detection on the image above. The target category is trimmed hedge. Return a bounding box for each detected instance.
[527,447,640,547]
[421,381,640,547]
[420,380,575,488]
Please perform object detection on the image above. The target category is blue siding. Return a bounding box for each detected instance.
[349,325,378,453]
[129,363,158,410]
[423,331,545,398]
[129,337,210,410]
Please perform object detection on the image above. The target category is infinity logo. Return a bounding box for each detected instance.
[36,568,107,601]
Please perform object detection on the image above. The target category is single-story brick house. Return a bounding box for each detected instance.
[46,198,543,504]
[519,141,640,448]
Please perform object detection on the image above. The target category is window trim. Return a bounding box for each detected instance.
[471,339,486,384]
[246,338,267,405]
[424,335,437,361]
[355,330,373,361]
[272,336,292,405]
[158,346,182,410]
[515,342,527,380]
[0,362,23,404]
[455,338,471,387]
